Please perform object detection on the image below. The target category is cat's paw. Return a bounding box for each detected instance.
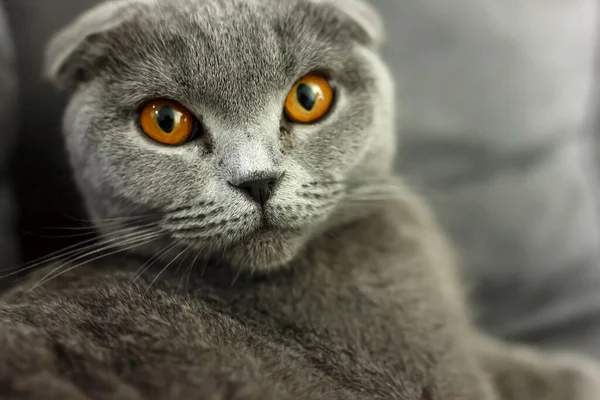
[167,378,295,400]
[0,321,76,399]
[0,366,142,400]
[0,320,142,400]
[484,344,600,400]
[547,353,600,400]
[0,371,91,400]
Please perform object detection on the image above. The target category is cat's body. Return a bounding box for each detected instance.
[1,0,600,399]
[2,197,599,400]
[0,199,491,399]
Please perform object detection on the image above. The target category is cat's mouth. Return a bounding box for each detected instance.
[258,212,271,230]
[153,204,309,272]
[257,222,275,234]
[256,217,299,236]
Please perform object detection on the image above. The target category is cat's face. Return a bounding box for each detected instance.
[47,0,395,272]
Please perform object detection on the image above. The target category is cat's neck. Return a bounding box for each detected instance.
[179,191,442,290]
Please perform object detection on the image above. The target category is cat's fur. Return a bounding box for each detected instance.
[1,0,600,399]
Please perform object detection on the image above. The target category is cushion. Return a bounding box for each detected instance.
[377,0,600,356]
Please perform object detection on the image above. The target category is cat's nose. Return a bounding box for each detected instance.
[232,176,278,207]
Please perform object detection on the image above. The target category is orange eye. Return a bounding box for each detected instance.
[139,99,195,145]
[284,75,334,124]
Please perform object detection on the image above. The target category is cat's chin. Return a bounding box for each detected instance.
[223,228,308,273]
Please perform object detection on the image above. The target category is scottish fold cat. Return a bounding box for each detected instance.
[0,1,599,399]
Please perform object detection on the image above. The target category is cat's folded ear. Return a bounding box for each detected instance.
[312,0,384,47]
[44,0,150,90]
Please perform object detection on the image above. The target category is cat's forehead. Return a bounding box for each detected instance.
[144,0,352,41]
[100,0,369,116]
[129,0,362,75]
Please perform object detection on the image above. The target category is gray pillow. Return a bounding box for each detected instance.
[376,0,600,356]
[0,4,17,272]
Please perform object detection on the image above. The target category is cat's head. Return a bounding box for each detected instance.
[45,0,396,272]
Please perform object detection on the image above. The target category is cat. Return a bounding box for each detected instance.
[0,0,599,399]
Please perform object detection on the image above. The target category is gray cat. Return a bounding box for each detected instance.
[0,0,599,399]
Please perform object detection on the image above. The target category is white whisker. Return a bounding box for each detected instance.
[64,213,156,224]
[146,245,192,291]
[183,250,201,292]
[29,232,162,292]
[0,224,160,278]
[132,241,178,284]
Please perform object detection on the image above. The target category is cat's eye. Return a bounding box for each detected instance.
[284,75,334,124]
[139,99,196,145]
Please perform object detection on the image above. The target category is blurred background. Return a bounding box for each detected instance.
[0,0,599,357]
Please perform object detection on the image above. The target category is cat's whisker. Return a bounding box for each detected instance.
[39,218,152,233]
[183,250,202,292]
[30,240,162,293]
[36,230,161,283]
[345,195,401,203]
[25,227,125,240]
[0,223,161,277]
[299,180,404,205]
[22,230,99,240]
[230,262,245,287]
[295,190,345,199]
[14,228,160,282]
[154,0,166,18]
[164,208,226,223]
[131,241,178,285]
[0,235,102,274]
[145,244,193,292]
[171,228,240,242]
[164,201,220,214]
[173,250,190,277]
[29,231,162,292]
[22,216,156,241]
[300,180,347,188]
[63,213,157,224]
[161,220,229,232]
[199,255,210,279]
[344,183,406,199]
[97,221,161,234]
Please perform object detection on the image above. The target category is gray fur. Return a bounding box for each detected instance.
[1,0,600,399]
